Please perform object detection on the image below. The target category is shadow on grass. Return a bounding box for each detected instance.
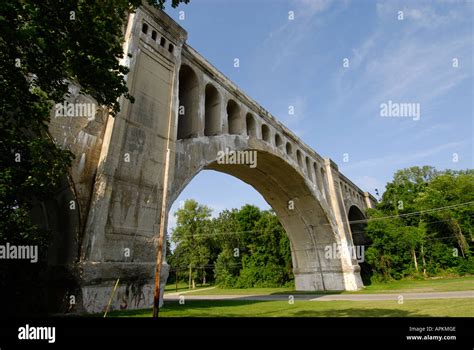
[165,284,212,293]
[107,300,431,318]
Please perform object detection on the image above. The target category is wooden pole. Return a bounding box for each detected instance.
[153,148,171,318]
[175,268,178,292]
[103,278,120,318]
[152,59,176,318]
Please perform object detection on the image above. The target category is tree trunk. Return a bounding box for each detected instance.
[421,244,427,277]
[192,279,195,289]
[203,267,206,285]
[188,265,191,289]
[451,218,468,258]
[412,249,419,272]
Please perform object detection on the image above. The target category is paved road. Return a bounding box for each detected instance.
[164,290,474,302]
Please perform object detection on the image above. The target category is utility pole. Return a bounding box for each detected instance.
[152,149,171,318]
[152,66,176,318]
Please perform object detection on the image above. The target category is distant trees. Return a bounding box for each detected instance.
[168,200,212,288]
[365,167,474,280]
[169,202,293,288]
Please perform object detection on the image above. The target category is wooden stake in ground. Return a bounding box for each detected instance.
[104,278,120,318]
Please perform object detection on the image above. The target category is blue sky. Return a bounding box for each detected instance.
[164,0,473,225]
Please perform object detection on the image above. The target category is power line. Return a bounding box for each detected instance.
[346,201,474,225]
[170,211,474,240]
[347,213,474,235]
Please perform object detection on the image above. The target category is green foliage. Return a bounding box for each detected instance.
[366,166,474,281]
[169,201,293,288]
[169,199,212,285]
[213,247,238,288]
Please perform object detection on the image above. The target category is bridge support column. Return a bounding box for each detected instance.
[324,158,363,291]
[364,191,376,209]
[74,6,187,314]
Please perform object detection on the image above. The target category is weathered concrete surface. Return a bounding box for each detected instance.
[48,5,377,314]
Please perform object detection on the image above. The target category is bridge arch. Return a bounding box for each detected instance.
[347,205,368,246]
[296,149,303,167]
[171,135,361,291]
[261,124,271,143]
[305,156,312,178]
[274,133,283,149]
[285,142,292,156]
[177,64,200,139]
[227,99,242,135]
[204,83,221,136]
[245,113,257,137]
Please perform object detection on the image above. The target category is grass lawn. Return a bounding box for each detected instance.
[352,276,474,293]
[108,298,474,317]
[169,276,474,296]
[164,282,212,293]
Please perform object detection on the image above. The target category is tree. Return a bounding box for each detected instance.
[211,209,243,287]
[210,205,293,288]
[366,166,473,281]
[416,170,474,257]
[379,166,437,214]
[235,209,293,288]
[171,199,212,288]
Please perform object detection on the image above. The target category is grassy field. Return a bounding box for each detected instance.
[167,276,474,296]
[105,277,474,318]
[108,298,474,317]
[164,282,212,293]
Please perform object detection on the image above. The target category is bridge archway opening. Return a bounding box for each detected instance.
[177,65,199,139]
[275,133,283,149]
[171,143,352,291]
[261,124,271,143]
[296,149,303,167]
[227,100,241,135]
[347,205,372,285]
[167,170,277,287]
[204,84,221,136]
[305,157,312,178]
[245,113,257,137]
[285,142,292,156]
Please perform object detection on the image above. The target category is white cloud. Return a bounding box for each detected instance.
[332,2,472,123]
[293,0,333,16]
[266,0,348,72]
